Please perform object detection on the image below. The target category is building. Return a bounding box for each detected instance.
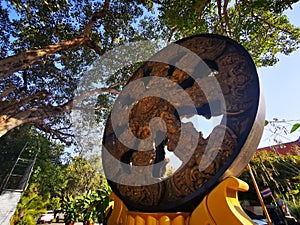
[257,138,300,156]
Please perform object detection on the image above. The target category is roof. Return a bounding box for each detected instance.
[257,138,300,156]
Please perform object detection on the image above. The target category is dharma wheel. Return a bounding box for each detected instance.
[102,34,265,212]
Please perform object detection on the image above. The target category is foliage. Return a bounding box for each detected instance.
[61,195,80,224]
[158,0,300,67]
[8,150,109,225]
[10,184,48,225]
[56,156,111,224]
[1,127,67,224]
[263,118,300,145]
[76,186,112,225]
[65,156,106,196]
[1,1,300,221]
[0,124,110,225]
[291,123,300,133]
[31,163,68,200]
[48,196,62,215]
[0,0,299,147]
[289,201,300,219]
[239,151,300,207]
[60,183,111,225]
[0,0,163,145]
[0,125,65,192]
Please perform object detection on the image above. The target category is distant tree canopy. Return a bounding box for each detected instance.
[0,0,299,147]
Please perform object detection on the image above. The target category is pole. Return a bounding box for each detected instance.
[247,163,272,225]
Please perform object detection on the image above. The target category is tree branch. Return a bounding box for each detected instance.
[35,123,74,145]
[0,85,16,100]
[0,0,110,78]
[73,87,119,106]
[0,37,91,79]
[84,40,106,55]
[0,90,49,117]
[82,0,110,37]
[254,14,296,36]
[0,100,73,137]
[223,0,231,35]
[94,106,111,110]
[0,85,119,137]
[167,26,177,43]
[217,0,223,23]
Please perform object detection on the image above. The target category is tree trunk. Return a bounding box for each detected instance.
[0,1,111,140]
[0,112,32,137]
[0,37,90,78]
[0,86,119,138]
[0,101,72,137]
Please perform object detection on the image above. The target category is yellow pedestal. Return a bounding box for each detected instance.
[108,177,255,225]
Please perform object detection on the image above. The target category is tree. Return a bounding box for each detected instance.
[0,125,65,191]
[3,127,110,224]
[239,151,300,211]
[0,0,299,147]
[10,184,48,225]
[158,0,300,67]
[30,160,68,200]
[65,156,106,197]
[76,188,112,225]
[0,0,162,144]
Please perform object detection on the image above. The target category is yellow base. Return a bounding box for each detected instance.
[108,177,255,225]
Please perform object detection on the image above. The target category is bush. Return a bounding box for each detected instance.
[288,202,300,219]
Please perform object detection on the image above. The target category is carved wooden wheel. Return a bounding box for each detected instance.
[102,34,264,212]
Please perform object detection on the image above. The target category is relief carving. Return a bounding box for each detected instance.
[102,34,260,212]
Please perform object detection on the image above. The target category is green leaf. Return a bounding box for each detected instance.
[290,123,300,133]
[264,120,269,126]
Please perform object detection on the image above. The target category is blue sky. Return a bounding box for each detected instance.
[258,2,300,147]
